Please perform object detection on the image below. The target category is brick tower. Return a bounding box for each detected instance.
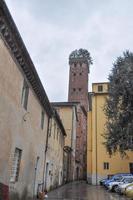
[68,49,92,180]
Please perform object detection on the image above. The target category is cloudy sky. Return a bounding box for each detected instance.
[5,0,133,102]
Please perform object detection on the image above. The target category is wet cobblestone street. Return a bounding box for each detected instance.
[47,181,130,200]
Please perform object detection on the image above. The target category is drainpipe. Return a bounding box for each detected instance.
[95,95,98,185]
[42,116,50,190]
[33,156,40,199]
[71,107,74,181]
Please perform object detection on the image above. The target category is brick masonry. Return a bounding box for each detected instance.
[68,60,89,179]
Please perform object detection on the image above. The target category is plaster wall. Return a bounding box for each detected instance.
[55,106,77,181]
[0,37,48,199]
[87,83,133,185]
[45,117,64,190]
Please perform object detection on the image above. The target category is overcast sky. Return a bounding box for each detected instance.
[5,0,133,102]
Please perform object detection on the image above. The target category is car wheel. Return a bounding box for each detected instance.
[113,185,118,192]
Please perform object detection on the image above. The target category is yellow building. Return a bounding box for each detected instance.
[87,82,133,185]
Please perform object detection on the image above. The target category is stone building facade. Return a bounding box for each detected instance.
[68,49,92,179]
[52,102,78,182]
[0,1,66,199]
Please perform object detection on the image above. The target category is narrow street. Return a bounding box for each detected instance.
[47,181,129,200]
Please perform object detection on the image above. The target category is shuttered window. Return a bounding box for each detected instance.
[48,118,52,137]
[103,162,109,170]
[10,148,22,182]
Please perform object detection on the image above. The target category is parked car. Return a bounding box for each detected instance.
[107,176,133,192]
[104,173,132,188]
[100,175,113,185]
[125,183,133,198]
[116,177,133,194]
[100,178,107,186]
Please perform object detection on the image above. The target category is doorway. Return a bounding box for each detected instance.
[76,167,79,180]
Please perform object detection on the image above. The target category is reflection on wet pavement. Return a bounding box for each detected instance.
[47,181,130,200]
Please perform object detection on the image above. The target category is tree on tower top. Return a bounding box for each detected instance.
[69,48,93,65]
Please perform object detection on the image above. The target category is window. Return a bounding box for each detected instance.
[61,136,64,147]
[48,118,52,137]
[21,79,29,110]
[74,63,76,67]
[128,136,133,145]
[73,88,76,92]
[129,163,133,173]
[98,85,103,92]
[10,148,22,182]
[59,131,62,147]
[41,110,45,129]
[54,120,56,139]
[59,132,61,144]
[103,162,109,170]
[73,73,76,76]
[114,177,122,181]
[79,72,82,75]
[57,127,59,140]
[79,88,82,91]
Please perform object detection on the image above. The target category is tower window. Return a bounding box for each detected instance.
[80,63,82,67]
[79,88,82,91]
[98,85,103,92]
[79,72,82,75]
[73,88,76,92]
[73,73,76,76]
[74,63,76,67]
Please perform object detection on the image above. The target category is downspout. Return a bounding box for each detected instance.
[67,150,69,182]
[33,156,40,199]
[71,107,74,180]
[42,116,50,190]
[95,95,98,185]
